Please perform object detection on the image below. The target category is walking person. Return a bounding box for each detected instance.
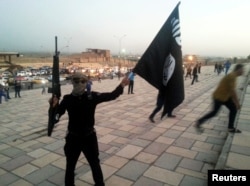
[5,80,11,99]
[14,80,21,98]
[128,71,135,94]
[185,65,192,80]
[214,63,218,73]
[191,64,198,85]
[197,62,202,74]
[50,73,129,186]
[195,64,244,133]
[86,75,93,98]
[0,84,8,104]
[224,60,231,75]
[42,84,46,94]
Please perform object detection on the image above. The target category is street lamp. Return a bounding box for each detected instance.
[114,34,126,58]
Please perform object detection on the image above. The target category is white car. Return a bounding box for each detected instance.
[17,71,26,76]
[1,71,12,77]
[47,75,66,82]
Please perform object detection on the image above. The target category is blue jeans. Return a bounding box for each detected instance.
[0,90,8,103]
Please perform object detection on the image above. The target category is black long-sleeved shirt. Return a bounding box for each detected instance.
[57,85,123,136]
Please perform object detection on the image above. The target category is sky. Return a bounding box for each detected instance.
[0,0,250,57]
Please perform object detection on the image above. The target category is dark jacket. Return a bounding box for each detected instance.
[56,85,123,136]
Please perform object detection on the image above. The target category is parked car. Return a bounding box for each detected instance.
[32,77,48,84]
[16,71,26,76]
[1,71,12,77]
[47,75,66,82]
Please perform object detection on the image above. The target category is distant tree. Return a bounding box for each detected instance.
[247,55,250,60]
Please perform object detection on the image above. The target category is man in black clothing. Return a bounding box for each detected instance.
[51,73,129,186]
[191,64,198,85]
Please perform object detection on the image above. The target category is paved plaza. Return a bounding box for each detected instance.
[0,65,250,186]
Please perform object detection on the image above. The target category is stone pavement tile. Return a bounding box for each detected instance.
[119,124,136,132]
[232,131,250,147]
[181,132,207,142]
[24,165,61,185]
[104,145,119,154]
[105,175,133,186]
[47,170,65,186]
[79,164,118,185]
[144,142,169,156]
[36,136,57,144]
[231,144,250,156]
[27,148,50,158]
[51,157,66,169]
[157,120,177,129]
[154,153,182,171]
[173,137,195,149]
[166,146,197,159]
[110,130,132,138]
[193,141,213,150]
[0,153,11,164]
[0,168,6,176]
[176,167,207,180]
[0,172,19,186]
[226,152,250,169]
[12,163,39,177]
[116,160,149,181]
[206,136,226,145]
[171,125,187,132]
[75,180,92,186]
[1,154,34,171]
[31,153,61,167]
[44,140,65,151]
[96,127,114,135]
[37,181,58,186]
[113,136,131,145]
[130,138,151,147]
[195,151,219,164]
[8,179,33,186]
[116,144,143,159]
[201,163,214,174]
[14,140,41,152]
[179,158,204,171]
[163,129,182,139]
[103,155,129,169]
[135,152,158,164]
[179,175,206,186]
[155,136,175,145]
[150,127,168,134]
[144,166,184,186]
[99,134,118,144]
[133,176,164,186]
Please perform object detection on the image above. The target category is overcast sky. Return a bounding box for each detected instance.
[0,0,250,57]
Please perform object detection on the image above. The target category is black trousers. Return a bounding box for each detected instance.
[128,80,134,94]
[64,132,104,186]
[191,74,198,84]
[198,98,237,129]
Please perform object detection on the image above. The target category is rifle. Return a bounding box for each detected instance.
[48,36,61,136]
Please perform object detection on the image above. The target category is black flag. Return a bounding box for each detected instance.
[133,2,184,118]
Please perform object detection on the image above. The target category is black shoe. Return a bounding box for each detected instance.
[194,120,203,133]
[228,128,241,133]
[168,115,176,118]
